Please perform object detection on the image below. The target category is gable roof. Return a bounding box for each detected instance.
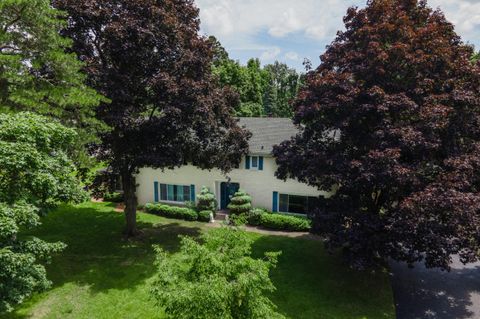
[238,117,298,155]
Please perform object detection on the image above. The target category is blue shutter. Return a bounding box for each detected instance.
[190,185,196,202]
[245,156,251,169]
[259,156,264,171]
[154,182,159,203]
[272,191,279,212]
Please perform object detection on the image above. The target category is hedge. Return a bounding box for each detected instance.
[145,203,198,221]
[259,213,311,232]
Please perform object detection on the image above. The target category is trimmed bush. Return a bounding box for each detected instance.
[247,208,266,226]
[259,213,311,232]
[104,192,124,202]
[196,186,217,213]
[227,190,252,215]
[229,213,248,226]
[198,210,213,222]
[145,203,198,221]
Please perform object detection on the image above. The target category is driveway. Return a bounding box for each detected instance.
[390,258,480,319]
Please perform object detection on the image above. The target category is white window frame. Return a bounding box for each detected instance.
[249,156,260,170]
[159,183,191,203]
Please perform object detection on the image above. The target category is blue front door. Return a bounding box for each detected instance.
[220,182,240,210]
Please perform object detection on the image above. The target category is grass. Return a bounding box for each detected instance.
[1,202,395,319]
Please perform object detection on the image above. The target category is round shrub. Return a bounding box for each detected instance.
[227,190,252,215]
[198,210,213,222]
[196,186,217,212]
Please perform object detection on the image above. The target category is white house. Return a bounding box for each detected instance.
[136,118,329,214]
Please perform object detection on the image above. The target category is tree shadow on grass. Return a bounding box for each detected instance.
[20,203,202,293]
[391,260,480,319]
[251,235,396,319]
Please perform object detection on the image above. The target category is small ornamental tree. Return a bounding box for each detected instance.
[151,228,284,319]
[196,186,217,212]
[227,190,252,215]
[54,0,250,236]
[0,112,87,312]
[274,0,480,270]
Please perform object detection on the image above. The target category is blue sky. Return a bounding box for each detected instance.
[195,0,480,71]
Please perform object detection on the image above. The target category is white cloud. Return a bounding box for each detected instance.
[429,0,480,45]
[260,47,282,61]
[195,0,480,69]
[196,0,349,41]
[285,51,300,61]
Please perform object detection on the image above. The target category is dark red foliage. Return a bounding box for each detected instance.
[273,0,480,269]
[54,0,250,236]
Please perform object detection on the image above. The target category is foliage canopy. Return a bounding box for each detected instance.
[0,112,87,312]
[55,0,250,236]
[274,0,480,269]
[151,227,283,319]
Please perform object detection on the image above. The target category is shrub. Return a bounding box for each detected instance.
[151,228,284,319]
[145,203,198,221]
[247,208,266,226]
[227,190,252,215]
[196,186,217,213]
[259,213,311,232]
[229,213,248,226]
[198,210,213,222]
[184,201,197,211]
[103,192,124,202]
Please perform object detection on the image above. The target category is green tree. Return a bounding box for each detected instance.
[151,228,283,319]
[0,0,104,178]
[0,112,87,312]
[209,35,230,67]
[263,83,278,116]
[263,62,301,117]
[243,59,269,106]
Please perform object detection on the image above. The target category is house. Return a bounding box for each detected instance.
[136,118,330,214]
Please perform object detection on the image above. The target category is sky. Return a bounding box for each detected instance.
[195,0,480,71]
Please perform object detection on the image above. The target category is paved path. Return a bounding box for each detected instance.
[391,258,480,319]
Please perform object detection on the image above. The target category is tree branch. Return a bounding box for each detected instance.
[2,5,27,33]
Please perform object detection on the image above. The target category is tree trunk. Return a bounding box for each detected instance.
[122,170,138,237]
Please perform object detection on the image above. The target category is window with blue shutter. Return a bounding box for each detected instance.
[246,155,263,171]
[157,183,193,203]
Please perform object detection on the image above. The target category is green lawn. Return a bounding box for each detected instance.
[1,202,395,319]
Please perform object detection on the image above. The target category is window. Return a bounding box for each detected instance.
[246,155,263,170]
[159,184,191,202]
[279,194,318,215]
[251,156,259,168]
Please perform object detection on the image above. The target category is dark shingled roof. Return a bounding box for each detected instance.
[238,117,298,155]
